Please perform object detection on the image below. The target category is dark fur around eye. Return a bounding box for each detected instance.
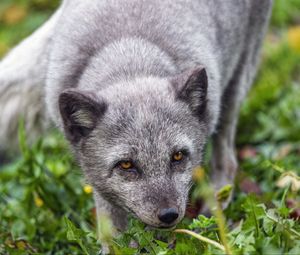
[112,160,141,180]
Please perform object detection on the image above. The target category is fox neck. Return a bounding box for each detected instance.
[77,37,177,89]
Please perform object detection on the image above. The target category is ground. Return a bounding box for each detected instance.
[0,0,300,254]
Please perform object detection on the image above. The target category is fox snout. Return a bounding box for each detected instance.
[134,191,188,228]
[157,207,179,225]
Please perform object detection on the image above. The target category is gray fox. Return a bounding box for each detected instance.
[0,0,273,234]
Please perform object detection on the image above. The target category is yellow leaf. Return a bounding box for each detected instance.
[288,26,300,53]
[34,196,44,207]
[16,240,27,250]
[2,5,27,25]
[192,166,205,182]
[83,184,93,194]
[216,184,233,202]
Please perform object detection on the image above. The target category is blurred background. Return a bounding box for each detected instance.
[0,0,300,254]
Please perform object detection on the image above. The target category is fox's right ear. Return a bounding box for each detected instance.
[172,67,208,117]
[59,89,107,144]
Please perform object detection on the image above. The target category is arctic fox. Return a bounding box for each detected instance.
[0,0,272,232]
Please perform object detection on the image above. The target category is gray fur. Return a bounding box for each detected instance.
[0,8,62,150]
[0,0,273,233]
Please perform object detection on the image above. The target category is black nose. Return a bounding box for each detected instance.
[158,208,179,224]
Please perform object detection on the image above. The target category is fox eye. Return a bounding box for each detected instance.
[119,161,133,170]
[172,151,184,162]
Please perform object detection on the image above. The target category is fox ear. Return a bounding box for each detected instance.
[172,67,208,117]
[59,90,107,143]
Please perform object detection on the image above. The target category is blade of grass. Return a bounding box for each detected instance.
[174,229,225,252]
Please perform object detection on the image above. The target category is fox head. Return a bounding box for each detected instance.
[59,67,212,228]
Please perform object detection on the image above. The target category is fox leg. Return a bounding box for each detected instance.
[209,1,273,210]
[211,52,263,210]
[210,82,240,209]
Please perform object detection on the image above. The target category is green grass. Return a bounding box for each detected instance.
[1,0,300,254]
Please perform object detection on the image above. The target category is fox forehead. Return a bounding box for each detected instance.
[98,76,174,101]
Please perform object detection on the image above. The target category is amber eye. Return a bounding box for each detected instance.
[119,161,133,170]
[172,151,184,162]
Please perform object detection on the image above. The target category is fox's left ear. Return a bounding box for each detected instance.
[172,67,208,117]
[59,89,107,144]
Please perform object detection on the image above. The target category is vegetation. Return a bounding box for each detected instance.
[0,0,300,254]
